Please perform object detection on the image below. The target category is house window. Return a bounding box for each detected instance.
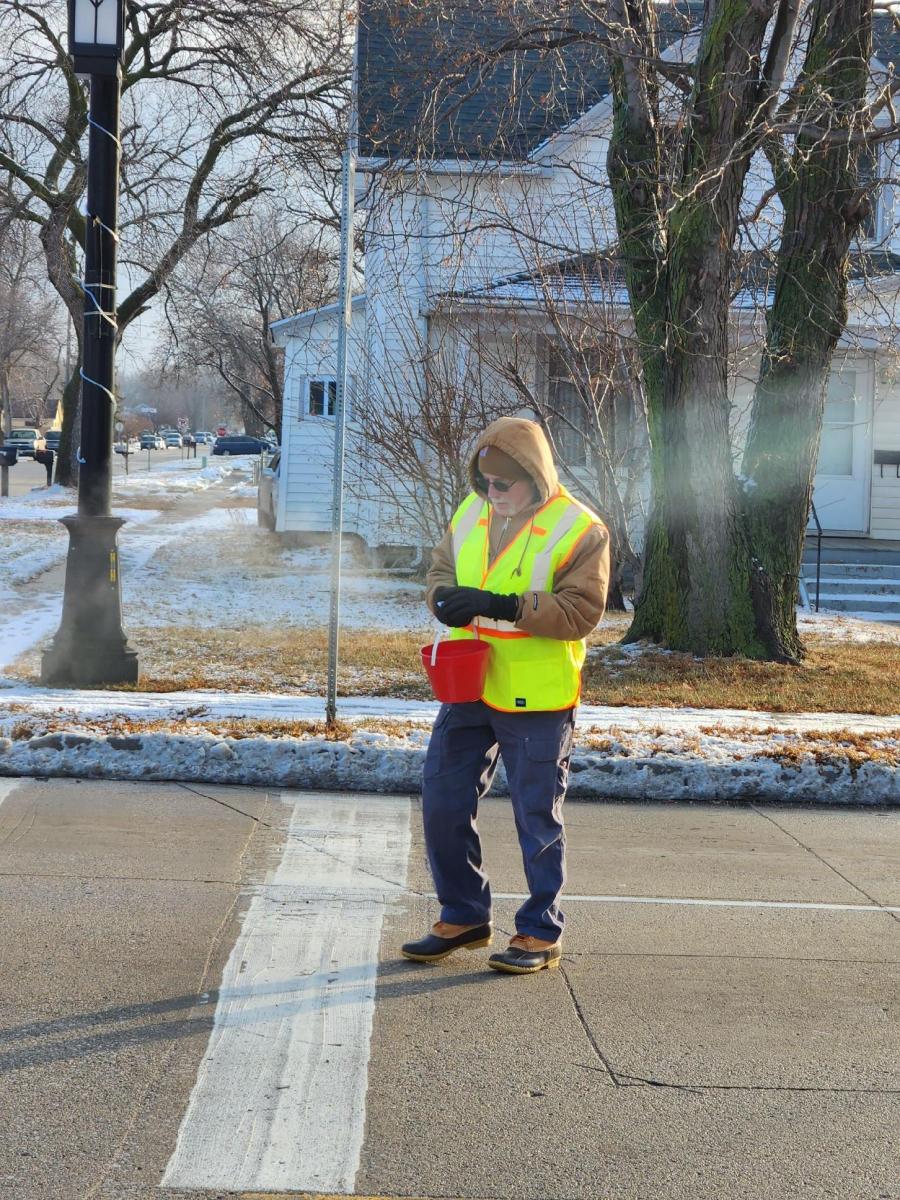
[857,147,882,241]
[308,378,337,417]
[817,370,856,477]
[547,348,591,468]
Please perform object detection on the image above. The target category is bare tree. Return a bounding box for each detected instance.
[161,212,336,437]
[359,0,888,660]
[353,314,521,552]
[0,203,62,496]
[0,0,350,484]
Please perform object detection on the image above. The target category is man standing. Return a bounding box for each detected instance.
[402,417,610,974]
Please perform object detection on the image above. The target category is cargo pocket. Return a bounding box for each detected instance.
[422,705,452,780]
[524,725,574,798]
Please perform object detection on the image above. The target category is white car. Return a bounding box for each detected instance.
[6,428,46,457]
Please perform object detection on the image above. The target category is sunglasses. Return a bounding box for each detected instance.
[478,473,516,493]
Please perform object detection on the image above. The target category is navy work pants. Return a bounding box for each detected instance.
[422,700,575,942]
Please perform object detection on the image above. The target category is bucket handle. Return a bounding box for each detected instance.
[431,619,481,668]
[430,626,444,667]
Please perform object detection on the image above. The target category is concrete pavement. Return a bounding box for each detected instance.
[0,777,897,1199]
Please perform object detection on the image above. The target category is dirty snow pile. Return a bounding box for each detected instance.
[1,688,898,805]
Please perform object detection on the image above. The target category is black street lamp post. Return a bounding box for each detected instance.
[42,0,138,685]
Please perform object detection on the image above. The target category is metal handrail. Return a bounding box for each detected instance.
[808,499,822,612]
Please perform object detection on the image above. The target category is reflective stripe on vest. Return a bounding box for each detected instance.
[448,487,599,711]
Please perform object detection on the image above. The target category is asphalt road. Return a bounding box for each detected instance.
[0,778,897,1200]
[1,446,203,498]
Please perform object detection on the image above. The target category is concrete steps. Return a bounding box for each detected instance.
[801,552,900,619]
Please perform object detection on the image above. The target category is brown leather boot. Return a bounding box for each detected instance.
[401,921,493,963]
[488,934,561,974]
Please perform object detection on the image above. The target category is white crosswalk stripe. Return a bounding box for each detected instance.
[162,791,411,1193]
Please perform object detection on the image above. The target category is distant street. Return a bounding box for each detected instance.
[1,444,202,498]
[0,777,897,1200]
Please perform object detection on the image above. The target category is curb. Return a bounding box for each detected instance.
[0,729,897,805]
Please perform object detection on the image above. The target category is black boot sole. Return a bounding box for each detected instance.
[488,950,562,974]
[401,935,493,963]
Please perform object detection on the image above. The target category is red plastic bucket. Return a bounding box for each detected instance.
[420,638,490,703]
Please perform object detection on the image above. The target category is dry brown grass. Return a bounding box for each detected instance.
[582,637,900,714]
[7,619,899,715]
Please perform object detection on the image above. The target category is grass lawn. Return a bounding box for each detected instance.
[11,613,898,714]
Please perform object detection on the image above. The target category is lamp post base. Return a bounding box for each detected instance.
[41,515,139,687]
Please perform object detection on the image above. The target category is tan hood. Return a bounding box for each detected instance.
[468,417,559,507]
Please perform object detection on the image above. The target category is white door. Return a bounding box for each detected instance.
[812,366,873,533]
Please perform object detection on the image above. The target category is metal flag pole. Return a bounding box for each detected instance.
[325,132,357,727]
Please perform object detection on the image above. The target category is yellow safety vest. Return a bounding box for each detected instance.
[448,487,601,712]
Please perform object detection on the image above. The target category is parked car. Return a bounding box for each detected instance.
[5,428,45,457]
[114,437,141,454]
[139,432,166,450]
[257,450,280,529]
[194,431,214,444]
[212,435,269,456]
[43,430,62,451]
[163,432,183,448]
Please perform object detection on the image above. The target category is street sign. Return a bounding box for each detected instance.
[115,421,124,432]
[216,425,227,437]
[177,416,189,432]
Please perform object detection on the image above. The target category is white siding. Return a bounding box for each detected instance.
[277,309,375,540]
[871,382,900,539]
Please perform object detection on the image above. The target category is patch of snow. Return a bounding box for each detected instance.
[2,684,899,735]
[119,529,428,632]
[797,609,900,643]
[112,458,250,497]
[0,706,896,805]
[0,597,61,674]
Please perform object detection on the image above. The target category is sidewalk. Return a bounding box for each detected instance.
[1,777,897,1199]
[1,682,898,804]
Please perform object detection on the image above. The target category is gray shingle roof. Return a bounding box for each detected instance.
[357,0,702,161]
[358,6,900,164]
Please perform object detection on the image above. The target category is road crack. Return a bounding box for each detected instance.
[750,804,899,924]
[559,962,621,1087]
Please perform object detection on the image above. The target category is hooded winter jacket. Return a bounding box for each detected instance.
[425,417,610,705]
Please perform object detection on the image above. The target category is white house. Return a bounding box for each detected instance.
[272,0,900,570]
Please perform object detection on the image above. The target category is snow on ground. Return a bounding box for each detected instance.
[119,510,428,632]
[797,608,900,642]
[111,456,253,497]
[0,693,896,803]
[2,467,899,803]
[2,685,899,734]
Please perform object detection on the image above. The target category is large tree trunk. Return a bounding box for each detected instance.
[618,0,776,654]
[742,0,872,661]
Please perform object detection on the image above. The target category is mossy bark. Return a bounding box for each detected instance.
[742,0,872,662]
[612,0,775,655]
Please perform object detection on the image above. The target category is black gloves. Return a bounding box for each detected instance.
[433,586,519,627]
